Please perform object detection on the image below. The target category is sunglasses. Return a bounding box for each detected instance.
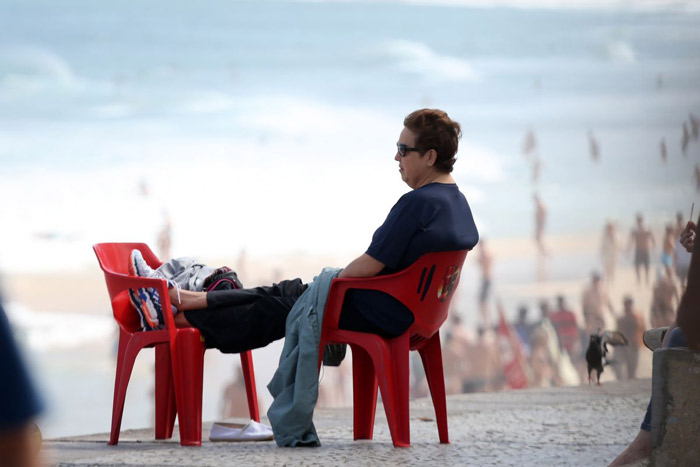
[396,143,421,158]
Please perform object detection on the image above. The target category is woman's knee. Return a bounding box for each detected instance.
[667,327,688,348]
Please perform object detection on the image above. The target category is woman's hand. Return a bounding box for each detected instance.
[680,221,696,253]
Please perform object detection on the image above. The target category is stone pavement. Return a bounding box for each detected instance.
[45,379,650,467]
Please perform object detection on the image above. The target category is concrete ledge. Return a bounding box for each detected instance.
[651,348,700,467]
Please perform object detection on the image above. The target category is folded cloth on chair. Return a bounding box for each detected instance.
[209,420,274,442]
[155,257,217,292]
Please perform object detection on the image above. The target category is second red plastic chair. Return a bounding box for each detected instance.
[94,242,260,446]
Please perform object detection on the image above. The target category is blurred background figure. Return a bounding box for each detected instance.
[588,130,600,162]
[522,128,537,160]
[661,223,675,276]
[220,365,262,419]
[550,295,582,369]
[613,296,644,381]
[581,271,614,335]
[628,213,656,286]
[463,327,504,393]
[690,113,700,141]
[600,220,620,284]
[0,300,45,467]
[529,300,560,387]
[442,314,472,395]
[694,164,700,192]
[650,267,679,328]
[533,193,548,257]
[681,122,690,156]
[513,304,534,357]
[659,138,667,164]
[156,211,172,261]
[476,239,494,328]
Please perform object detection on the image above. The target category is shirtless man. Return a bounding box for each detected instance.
[582,272,615,334]
[661,223,675,275]
[628,214,656,286]
[650,267,680,328]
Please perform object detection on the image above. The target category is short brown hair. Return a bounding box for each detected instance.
[403,109,462,173]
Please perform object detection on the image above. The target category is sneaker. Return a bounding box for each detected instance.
[643,326,669,351]
[128,286,164,330]
[129,249,158,278]
[128,249,172,330]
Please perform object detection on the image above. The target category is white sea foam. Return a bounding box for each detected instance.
[5,302,114,352]
[383,40,478,83]
[0,45,78,93]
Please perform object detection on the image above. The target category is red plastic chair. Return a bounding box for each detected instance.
[319,249,469,447]
[93,242,260,446]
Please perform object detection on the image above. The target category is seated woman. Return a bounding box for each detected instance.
[609,218,697,466]
[137,108,479,354]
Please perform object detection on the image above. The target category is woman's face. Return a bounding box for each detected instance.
[395,127,432,189]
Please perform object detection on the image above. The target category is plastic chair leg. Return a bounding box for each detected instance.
[419,333,449,444]
[109,330,139,446]
[172,329,206,446]
[154,343,176,440]
[239,350,260,422]
[375,334,410,447]
[350,344,378,440]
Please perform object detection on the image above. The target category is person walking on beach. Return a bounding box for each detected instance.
[600,220,620,283]
[533,193,547,256]
[588,130,600,162]
[581,272,615,335]
[628,213,655,286]
[477,239,494,328]
[661,223,675,275]
[613,296,644,380]
[650,267,679,328]
[659,138,667,164]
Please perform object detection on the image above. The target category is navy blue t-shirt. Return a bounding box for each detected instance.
[345,183,479,336]
[0,303,44,430]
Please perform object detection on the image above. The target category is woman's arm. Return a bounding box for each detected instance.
[338,254,385,279]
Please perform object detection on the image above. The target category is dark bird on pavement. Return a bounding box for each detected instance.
[585,330,628,385]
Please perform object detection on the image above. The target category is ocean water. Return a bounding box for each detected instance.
[1,0,699,437]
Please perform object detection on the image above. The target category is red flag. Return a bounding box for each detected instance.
[497,305,530,389]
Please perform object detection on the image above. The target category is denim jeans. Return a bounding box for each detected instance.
[640,327,688,431]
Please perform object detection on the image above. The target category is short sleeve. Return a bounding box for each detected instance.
[366,192,436,270]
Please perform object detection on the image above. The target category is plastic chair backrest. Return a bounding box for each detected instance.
[93,242,163,333]
[364,250,468,348]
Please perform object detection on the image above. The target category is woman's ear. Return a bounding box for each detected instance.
[426,148,438,167]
